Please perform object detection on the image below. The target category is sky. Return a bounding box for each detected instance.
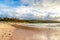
[0,0,60,20]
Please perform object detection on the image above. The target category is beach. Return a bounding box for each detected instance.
[0,23,60,40]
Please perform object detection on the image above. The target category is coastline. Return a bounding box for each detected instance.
[0,22,60,40]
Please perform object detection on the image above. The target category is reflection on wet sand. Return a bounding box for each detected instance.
[11,24,48,40]
[0,23,60,40]
[10,24,60,40]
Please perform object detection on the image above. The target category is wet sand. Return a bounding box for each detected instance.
[0,23,60,40]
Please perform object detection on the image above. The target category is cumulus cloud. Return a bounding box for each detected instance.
[0,0,60,20]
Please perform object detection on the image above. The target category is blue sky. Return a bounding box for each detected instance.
[0,0,21,7]
[0,0,60,20]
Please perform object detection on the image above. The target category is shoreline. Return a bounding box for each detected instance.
[0,23,60,40]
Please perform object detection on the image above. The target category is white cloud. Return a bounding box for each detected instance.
[0,0,60,20]
[15,4,60,20]
[0,4,15,18]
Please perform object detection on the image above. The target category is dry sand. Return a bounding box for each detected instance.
[0,23,60,40]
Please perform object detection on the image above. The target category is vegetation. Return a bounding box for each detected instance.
[0,17,60,23]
